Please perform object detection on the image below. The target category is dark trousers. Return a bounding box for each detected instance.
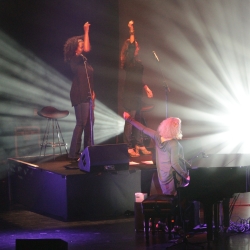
[69,102,92,158]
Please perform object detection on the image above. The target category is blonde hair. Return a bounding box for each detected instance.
[157,117,182,140]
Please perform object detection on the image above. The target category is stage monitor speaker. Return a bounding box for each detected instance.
[78,143,129,172]
[16,239,68,250]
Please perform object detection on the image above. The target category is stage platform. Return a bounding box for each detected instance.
[7,153,157,221]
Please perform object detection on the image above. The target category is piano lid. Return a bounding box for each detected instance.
[190,154,250,168]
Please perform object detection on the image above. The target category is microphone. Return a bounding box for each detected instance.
[202,152,209,158]
[152,51,159,62]
[80,54,87,61]
[188,151,208,166]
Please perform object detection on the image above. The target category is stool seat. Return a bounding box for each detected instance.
[142,194,176,216]
[143,194,175,211]
[37,106,69,119]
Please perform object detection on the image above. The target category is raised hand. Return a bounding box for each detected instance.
[128,20,134,30]
[84,22,91,32]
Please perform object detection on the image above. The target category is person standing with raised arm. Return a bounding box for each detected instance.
[120,20,153,157]
[64,22,95,161]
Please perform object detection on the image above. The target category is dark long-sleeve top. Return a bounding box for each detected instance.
[126,116,189,184]
[69,55,94,107]
[122,42,145,111]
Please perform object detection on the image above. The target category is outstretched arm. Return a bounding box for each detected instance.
[123,112,156,139]
[83,22,91,52]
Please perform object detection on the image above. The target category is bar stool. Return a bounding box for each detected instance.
[38,106,69,158]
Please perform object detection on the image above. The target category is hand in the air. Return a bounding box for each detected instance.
[84,22,91,32]
[128,20,134,29]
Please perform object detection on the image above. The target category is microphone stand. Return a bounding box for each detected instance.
[152,51,170,118]
[82,55,94,146]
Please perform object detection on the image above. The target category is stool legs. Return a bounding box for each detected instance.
[40,118,68,158]
[144,215,150,240]
[167,216,173,240]
[54,119,68,154]
[144,216,172,240]
[40,119,51,156]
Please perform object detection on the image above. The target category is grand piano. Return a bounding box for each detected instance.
[180,153,250,242]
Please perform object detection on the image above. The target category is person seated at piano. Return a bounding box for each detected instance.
[123,112,190,195]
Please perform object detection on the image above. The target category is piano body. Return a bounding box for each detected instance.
[180,154,250,242]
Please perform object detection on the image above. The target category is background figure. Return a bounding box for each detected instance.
[64,22,95,161]
[123,112,190,195]
[120,20,153,157]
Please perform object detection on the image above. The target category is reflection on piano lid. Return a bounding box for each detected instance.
[182,154,250,201]
[190,153,250,168]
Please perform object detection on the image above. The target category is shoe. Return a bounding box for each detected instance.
[68,157,80,162]
[135,145,151,155]
[128,148,140,157]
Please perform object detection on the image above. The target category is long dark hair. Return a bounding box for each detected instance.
[63,35,83,62]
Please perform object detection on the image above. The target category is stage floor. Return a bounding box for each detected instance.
[4,152,250,249]
[7,153,157,222]
[8,153,156,174]
[1,203,250,250]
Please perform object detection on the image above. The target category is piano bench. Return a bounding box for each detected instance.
[142,194,176,240]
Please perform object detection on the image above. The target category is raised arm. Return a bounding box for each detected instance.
[123,112,155,139]
[83,22,91,52]
[128,20,135,44]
